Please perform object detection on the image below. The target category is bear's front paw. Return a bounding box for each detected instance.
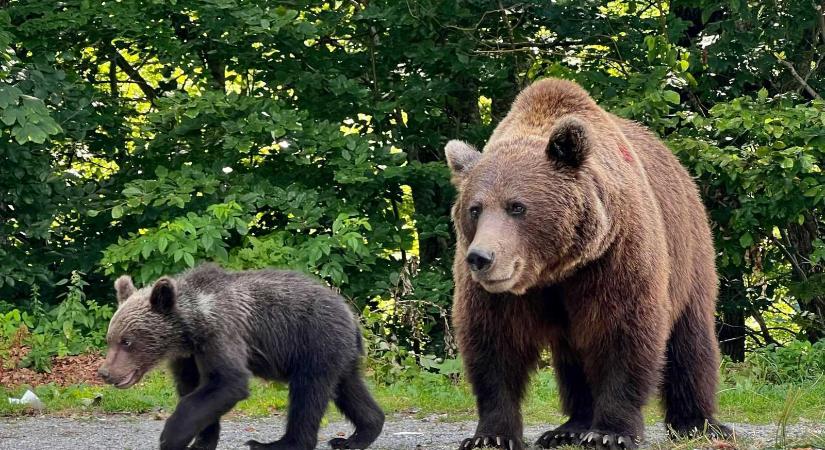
[535,429,587,448]
[576,431,640,450]
[246,438,310,450]
[330,436,379,449]
[159,433,192,450]
[458,435,523,450]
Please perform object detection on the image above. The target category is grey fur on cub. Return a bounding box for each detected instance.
[98,263,384,450]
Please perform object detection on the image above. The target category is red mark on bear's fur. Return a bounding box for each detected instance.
[618,143,633,162]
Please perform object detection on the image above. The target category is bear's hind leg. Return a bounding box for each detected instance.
[535,340,593,448]
[329,366,385,449]
[663,303,732,440]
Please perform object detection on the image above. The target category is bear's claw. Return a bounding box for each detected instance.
[667,419,733,441]
[458,435,522,450]
[580,431,640,450]
[535,429,587,448]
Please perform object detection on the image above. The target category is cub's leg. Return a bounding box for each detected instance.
[161,355,250,450]
[456,297,542,450]
[535,339,594,448]
[169,357,220,450]
[246,372,335,450]
[663,302,732,440]
[329,365,385,449]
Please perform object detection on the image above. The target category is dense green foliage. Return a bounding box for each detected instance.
[1,0,824,367]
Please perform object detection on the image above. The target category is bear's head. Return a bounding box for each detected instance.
[446,116,615,295]
[98,275,186,388]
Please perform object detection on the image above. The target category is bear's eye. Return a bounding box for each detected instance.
[507,202,526,217]
[121,338,132,348]
[469,205,482,220]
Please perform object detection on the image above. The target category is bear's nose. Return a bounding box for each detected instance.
[467,248,494,272]
[97,366,110,381]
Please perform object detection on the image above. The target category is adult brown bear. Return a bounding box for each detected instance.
[446,78,731,450]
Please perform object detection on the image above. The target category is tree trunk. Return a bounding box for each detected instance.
[718,307,746,362]
[786,215,825,343]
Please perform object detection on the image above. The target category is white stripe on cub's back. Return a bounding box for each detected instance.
[195,292,215,316]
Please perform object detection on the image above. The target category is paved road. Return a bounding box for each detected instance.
[0,415,822,449]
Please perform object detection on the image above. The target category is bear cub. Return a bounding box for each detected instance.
[98,263,384,450]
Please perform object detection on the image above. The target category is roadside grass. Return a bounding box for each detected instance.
[2,368,824,429]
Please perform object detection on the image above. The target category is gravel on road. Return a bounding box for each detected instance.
[0,414,821,449]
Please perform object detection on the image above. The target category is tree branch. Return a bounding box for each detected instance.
[170,13,225,92]
[109,51,118,98]
[778,58,822,99]
[773,234,809,281]
[478,39,599,51]
[497,0,521,86]
[109,46,157,103]
[750,309,779,346]
[815,1,825,46]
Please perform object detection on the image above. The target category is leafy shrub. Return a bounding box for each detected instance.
[732,340,825,384]
[0,271,113,372]
[361,299,461,385]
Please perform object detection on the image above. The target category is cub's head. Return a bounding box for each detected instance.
[98,275,185,388]
[446,116,613,295]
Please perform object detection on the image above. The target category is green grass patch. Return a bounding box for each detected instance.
[3,368,825,430]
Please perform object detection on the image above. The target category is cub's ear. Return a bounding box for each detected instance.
[546,116,590,168]
[114,275,135,305]
[445,140,481,186]
[149,277,176,314]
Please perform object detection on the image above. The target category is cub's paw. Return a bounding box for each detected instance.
[187,436,219,450]
[535,429,587,448]
[329,436,374,449]
[458,435,524,450]
[246,439,307,450]
[578,431,641,450]
[667,419,733,441]
[187,444,217,450]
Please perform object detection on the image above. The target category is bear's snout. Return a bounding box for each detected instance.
[466,248,494,272]
[97,366,111,382]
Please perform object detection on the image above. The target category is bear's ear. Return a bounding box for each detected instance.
[445,140,481,185]
[546,116,590,168]
[149,277,176,314]
[114,275,135,305]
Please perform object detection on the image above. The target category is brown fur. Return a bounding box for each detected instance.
[99,265,384,450]
[446,78,730,450]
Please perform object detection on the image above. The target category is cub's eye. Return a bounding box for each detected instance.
[507,202,526,217]
[469,206,482,220]
[121,338,132,348]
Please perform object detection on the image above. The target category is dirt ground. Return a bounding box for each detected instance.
[0,414,823,450]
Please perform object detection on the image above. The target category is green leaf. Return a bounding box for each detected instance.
[111,206,124,219]
[158,236,169,253]
[739,232,753,248]
[122,186,142,196]
[1,107,24,126]
[141,242,153,259]
[0,85,21,108]
[183,252,195,267]
[662,90,681,105]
